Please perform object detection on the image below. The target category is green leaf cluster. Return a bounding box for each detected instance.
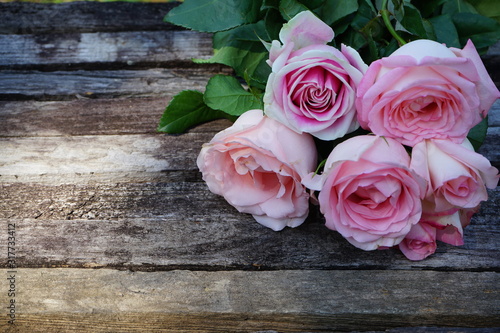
[159,0,275,133]
[158,0,498,148]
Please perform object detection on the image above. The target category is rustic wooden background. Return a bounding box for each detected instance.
[0,2,499,332]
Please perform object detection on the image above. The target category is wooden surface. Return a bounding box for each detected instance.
[0,2,499,332]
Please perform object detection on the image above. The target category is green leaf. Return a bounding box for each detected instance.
[351,0,378,31]
[298,0,324,10]
[442,0,479,15]
[158,90,236,134]
[391,0,405,22]
[399,4,429,38]
[468,0,500,23]
[204,75,264,116]
[264,7,285,41]
[422,18,437,40]
[320,0,358,26]
[164,0,263,33]
[465,31,500,53]
[412,0,447,18]
[194,46,270,88]
[429,14,461,47]
[262,0,279,10]
[467,116,489,151]
[213,21,269,49]
[452,12,500,50]
[452,12,500,36]
[378,38,399,57]
[279,0,309,21]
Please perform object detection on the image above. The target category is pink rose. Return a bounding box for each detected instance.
[304,135,425,250]
[421,206,477,246]
[411,139,499,213]
[356,39,500,147]
[197,109,317,231]
[399,222,437,261]
[264,11,367,140]
[399,206,477,260]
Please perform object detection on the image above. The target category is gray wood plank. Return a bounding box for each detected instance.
[0,2,179,34]
[0,186,497,270]
[0,98,232,137]
[0,67,231,100]
[0,30,213,68]
[0,268,497,331]
[0,97,169,137]
[0,133,226,184]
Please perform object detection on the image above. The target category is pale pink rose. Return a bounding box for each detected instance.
[268,11,334,66]
[356,39,500,147]
[411,139,499,213]
[304,135,425,250]
[264,11,367,140]
[197,109,317,231]
[399,205,477,260]
[399,222,437,261]
[419,206,477,247]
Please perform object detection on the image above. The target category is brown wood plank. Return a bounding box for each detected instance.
[0,67,231,100]
[0,31,213,69]
[0,186,497,271]
[0,269,497,331]
[0,2,179,34]
[0,98,232,137]
[480,127,500,169]
[0,132,226,184]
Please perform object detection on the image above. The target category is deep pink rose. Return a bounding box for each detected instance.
[264,11,367,140]
[399,222,437,261]
[411,139,499,213]
[197,109,317,231]
[304,136,425,250]
[356,39,500,147]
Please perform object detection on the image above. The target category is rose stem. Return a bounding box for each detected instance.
[380,0,407,46]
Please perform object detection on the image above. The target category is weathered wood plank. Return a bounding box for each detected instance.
[0,2,179,34]
[0,97,166,137]
[0,30,213,69]
[0,67,231,100]
[0,186,497,270]
[481,127,500,169]
[0,269,498,332]
[0,98,232,137]
[0,133,215,183]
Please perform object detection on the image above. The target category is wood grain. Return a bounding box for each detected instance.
[0,187,498,271]
[0,268,498,332]
[0,2,179,34]
[0,67,231,100]
[0,31,213,69]
[0,98,233,137]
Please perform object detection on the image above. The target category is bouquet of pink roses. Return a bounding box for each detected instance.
[159,0,500,260]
